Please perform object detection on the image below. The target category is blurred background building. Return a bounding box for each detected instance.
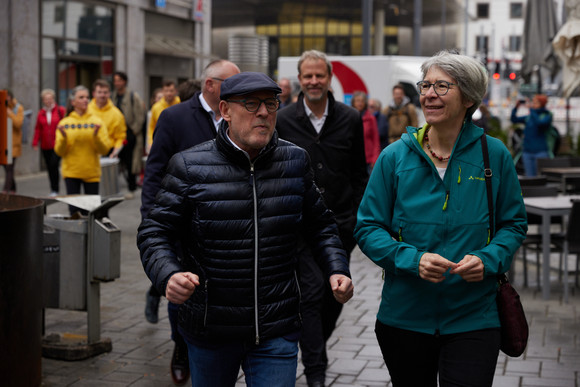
[0,0,570,175]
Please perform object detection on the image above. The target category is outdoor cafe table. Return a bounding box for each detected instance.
[523,195,580,300]
[541,167,580,194]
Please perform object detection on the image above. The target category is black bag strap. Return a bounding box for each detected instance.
[480,134,507,282]
[480,133,494,238]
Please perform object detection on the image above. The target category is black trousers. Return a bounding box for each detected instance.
[375,320,500,387]
[119,128,137,192]
[297,241,350,383]
[2,158,16,192]
[64,178,99,215]
[42,149,61,193]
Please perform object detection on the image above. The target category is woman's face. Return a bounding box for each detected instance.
[420,67,473,129]
[72,89,90,113]
[352,95,366,112]
[42,93,55,108]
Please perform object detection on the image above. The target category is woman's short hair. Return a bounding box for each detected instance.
[351,91,368,109]
[40,88,56,99]
[420,50,489,120]
[70,85,89,100]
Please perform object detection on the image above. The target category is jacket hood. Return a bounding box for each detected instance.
[89,98,115,112]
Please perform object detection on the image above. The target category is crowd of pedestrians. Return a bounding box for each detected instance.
[3,48,535,387]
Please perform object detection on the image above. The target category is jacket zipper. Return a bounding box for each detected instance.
[203,279,209,327]
[250,162,260,345]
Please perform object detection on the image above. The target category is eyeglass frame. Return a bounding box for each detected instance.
[226,97,281,113]
[416,80,458,96]
[212,77,225,82]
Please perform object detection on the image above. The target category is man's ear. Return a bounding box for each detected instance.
[219,100,231,121]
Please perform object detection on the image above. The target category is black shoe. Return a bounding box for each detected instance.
[145,291,160,324]
[170,343,190,385]
[308,381,325,387]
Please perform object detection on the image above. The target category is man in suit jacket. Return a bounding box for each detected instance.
[140,59,240,385]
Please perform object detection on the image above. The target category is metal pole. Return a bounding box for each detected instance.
[464,0,469,54]
[414,0,422,56]
[441,0,446,49]
[362,0,372,55]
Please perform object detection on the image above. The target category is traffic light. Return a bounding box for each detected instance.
[493,62,501,80]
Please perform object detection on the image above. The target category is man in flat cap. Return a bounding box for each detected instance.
[137,71,354,387]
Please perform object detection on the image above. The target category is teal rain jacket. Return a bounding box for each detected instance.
[355,121,528,335]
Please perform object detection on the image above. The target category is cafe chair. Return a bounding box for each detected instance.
[520,185,564,288]
[561,200,580,296]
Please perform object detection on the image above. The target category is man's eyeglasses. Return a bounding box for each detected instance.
[227,98,280,113]
[416,80,457,96]
[212,77,225,82]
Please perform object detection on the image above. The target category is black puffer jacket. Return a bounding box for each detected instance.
[137,123,350,344]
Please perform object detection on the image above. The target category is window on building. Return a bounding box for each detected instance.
[510,3,523,19]
[477,3,489,19]
[509,35,522,52]
[475,35,489,53]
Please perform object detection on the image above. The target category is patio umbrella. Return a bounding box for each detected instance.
[552,0,580,98]
[521,0,560,87]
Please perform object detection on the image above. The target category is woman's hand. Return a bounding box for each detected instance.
[449,254,484,282]
[57,125,66,138]
[419,253,457,283]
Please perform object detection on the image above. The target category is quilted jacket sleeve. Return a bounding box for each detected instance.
[137,152,192,295]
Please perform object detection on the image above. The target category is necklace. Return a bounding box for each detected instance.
[424,128,450,161]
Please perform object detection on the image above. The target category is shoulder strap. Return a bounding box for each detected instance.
[480,133,494,240]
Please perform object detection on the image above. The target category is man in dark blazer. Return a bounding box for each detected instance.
[140,59,240,385]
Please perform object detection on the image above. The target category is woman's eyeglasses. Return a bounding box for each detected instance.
[416,80,457,96]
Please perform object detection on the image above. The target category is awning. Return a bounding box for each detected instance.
[145,34,216,60]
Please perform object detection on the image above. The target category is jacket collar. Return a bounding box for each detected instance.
[295,91,336,120]
[405,119,485,157]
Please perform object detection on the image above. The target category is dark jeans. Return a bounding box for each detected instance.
[42,149,61,193]
[2,159,16,192]
[119,128,137,192]
[375,320,500,387]
[297,242,349,383]
[64,178,99,215]
[185,336,298,387]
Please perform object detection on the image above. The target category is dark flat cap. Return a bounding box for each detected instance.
[220,72,281,100]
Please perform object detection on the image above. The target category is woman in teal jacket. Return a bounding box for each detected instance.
[354,51,527,387]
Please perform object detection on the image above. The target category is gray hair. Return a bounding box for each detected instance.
[40,88,56,99]
[70,85,89,101]
[200,59,238,82]
[420,50,488,119]
[297,50,333,76]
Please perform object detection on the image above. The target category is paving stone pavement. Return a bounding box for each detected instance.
[10,172,580,387]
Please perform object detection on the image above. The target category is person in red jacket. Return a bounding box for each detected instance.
[33,89,66,196]
[352,91,381,172]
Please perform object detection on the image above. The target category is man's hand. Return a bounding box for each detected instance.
[449,254,484,282]
[329,274,354,304]
[419,253,457,283]
[165,272,200,304]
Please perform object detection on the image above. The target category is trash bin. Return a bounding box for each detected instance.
[100,157,120,198]
[0,194,44,387]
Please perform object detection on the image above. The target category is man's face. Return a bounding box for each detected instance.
[368,99,380,114]
[93,85,110,106]
[279,79,291,99]
[113,75,126,92]
[163,85,177,103]
[221,90,277,159]
[393,88,405,106]
[298,58,332,103]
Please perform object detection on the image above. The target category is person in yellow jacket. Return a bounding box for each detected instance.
[2,89,24,194]
[146,80,180,153]
[88,79,127,158]
[55,85,112,215]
